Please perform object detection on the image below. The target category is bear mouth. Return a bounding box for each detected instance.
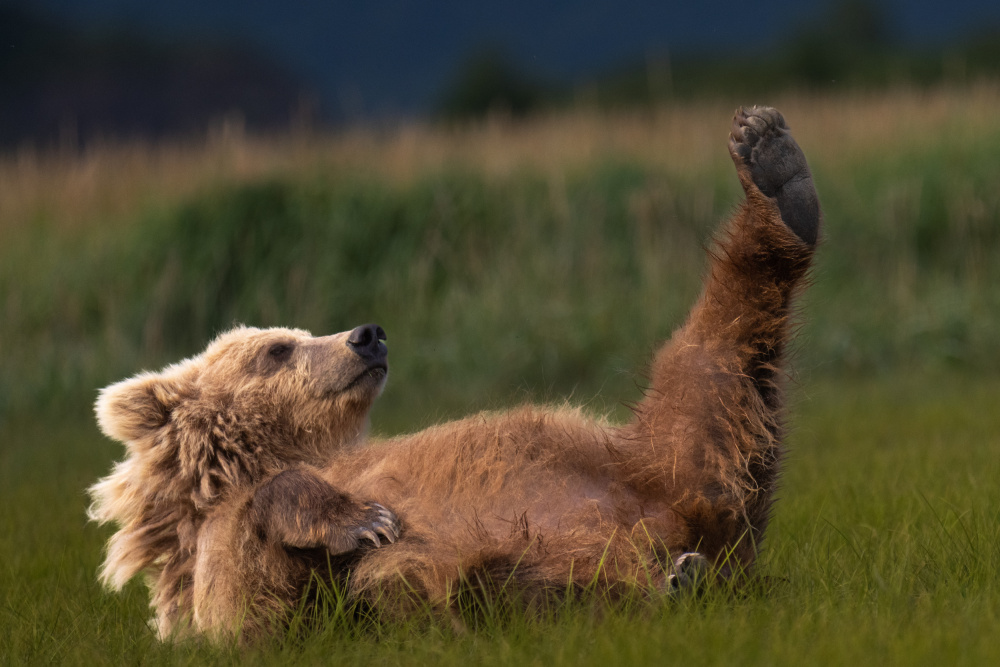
[343,364,388,393]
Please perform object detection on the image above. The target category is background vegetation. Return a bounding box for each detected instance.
[436,1,1000,118]
[2,84,1000,663]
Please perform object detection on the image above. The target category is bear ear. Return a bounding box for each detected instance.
[96,371,191,443]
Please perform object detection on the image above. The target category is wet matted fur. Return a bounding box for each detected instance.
[89,106,821,641]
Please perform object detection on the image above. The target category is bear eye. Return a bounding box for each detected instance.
[267,342,294,363]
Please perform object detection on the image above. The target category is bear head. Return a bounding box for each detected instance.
[88,324,387,589]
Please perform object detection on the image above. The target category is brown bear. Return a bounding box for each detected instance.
[89,106,820,641]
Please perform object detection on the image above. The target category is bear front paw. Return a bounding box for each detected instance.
[351,502,401,548]
[250,468,403,555]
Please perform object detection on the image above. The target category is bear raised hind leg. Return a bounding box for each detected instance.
[620,105,820,578]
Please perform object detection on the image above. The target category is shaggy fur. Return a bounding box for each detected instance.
[89,106,821,641]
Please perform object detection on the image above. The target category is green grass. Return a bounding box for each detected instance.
[3,375,1000,664]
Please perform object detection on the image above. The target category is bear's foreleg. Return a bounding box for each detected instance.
[249,467,400,554]
[189,468,402,639]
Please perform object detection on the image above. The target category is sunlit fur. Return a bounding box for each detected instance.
[90,106,819,641]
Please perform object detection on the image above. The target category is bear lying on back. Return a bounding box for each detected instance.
[90,106,820,641]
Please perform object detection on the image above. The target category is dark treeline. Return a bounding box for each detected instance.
[436,0,1000,119]
[0,6,311,150]
[3,0,999,144]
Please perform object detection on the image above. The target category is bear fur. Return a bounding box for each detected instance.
[89,106,820,641]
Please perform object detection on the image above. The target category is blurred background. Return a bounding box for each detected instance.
[2,0,1000,429]
[3,0,1000,144]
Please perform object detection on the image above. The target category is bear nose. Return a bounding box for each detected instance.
[347,323,387,364]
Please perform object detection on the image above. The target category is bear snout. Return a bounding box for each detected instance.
[347,324,388,367]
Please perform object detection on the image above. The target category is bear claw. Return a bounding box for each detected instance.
[665,552,709,597]
[353,503,401,548]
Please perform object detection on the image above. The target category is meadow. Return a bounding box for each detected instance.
[2,83,1000,664]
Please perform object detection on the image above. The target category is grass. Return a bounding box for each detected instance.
[2,83,1000,663]
[3,376,1000,664]
[4,82,999,239]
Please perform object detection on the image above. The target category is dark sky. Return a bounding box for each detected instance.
[16,0,1000,116]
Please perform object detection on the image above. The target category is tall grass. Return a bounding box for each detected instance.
[4,82,999,236]
[0,162,723,425]
[3,84,1000,425]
